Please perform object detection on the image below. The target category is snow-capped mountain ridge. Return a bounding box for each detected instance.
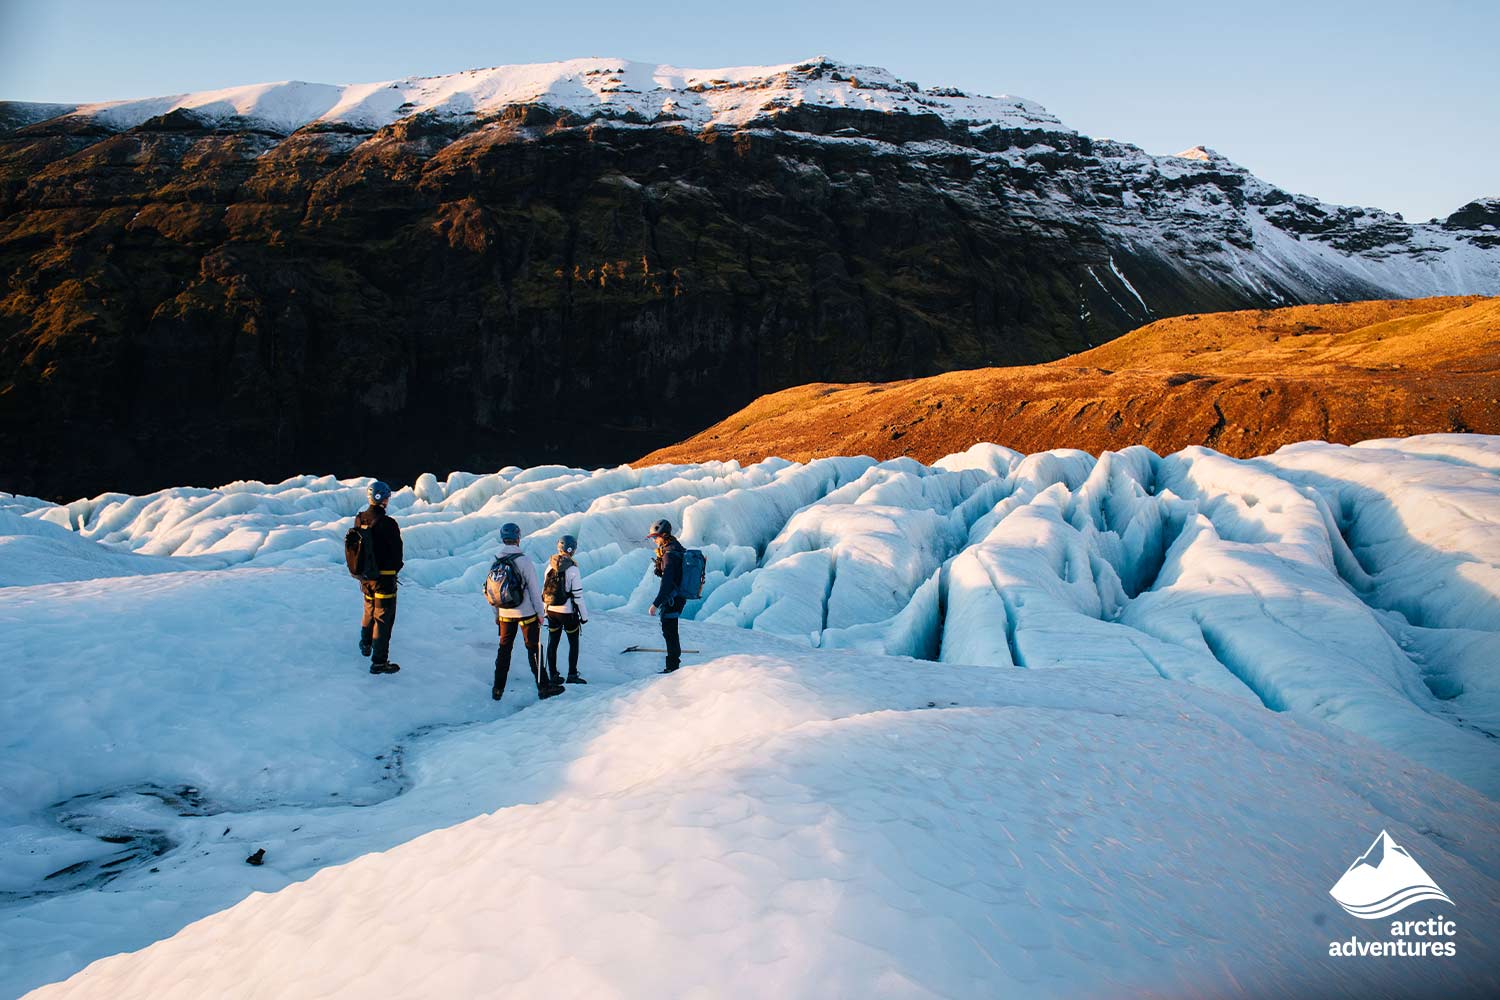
[9,53,1492,288]
[14,56,1064,137]
[10,55,1490,221]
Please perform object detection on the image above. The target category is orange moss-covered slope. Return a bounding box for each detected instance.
[643,296,1500,465]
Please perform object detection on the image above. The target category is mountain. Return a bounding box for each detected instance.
[643,296,1500,465]
[2,57,1498,499]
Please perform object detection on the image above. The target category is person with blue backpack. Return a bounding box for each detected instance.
[344,480,403,675]
[484,522,563,702]
[647,518,689,674]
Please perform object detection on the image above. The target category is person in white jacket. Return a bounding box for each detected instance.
[542,534,589,686]
[486,522,561,702]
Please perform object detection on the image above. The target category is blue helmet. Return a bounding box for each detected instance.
[558,534,578,554]
[368,480,392,505]
[500,522,522,544]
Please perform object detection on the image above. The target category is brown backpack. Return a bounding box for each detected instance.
[542,554,575,607]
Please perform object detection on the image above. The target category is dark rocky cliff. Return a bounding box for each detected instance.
[1,60,1495,499]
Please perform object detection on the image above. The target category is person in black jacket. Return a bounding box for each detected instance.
[647,518,686,674]
[356,480,404,675]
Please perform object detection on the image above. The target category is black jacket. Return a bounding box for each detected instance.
[355,506,404,577]
[652,536,684,609]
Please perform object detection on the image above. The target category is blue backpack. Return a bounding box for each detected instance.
[678,549,707,601]
[485,554,525,609]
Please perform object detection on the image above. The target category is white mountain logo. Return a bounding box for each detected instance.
[1329,830,1455,920]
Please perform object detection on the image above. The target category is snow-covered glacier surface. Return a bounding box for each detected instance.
[3,436,1499,998]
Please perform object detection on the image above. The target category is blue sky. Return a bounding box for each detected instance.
[2,0,1494,221]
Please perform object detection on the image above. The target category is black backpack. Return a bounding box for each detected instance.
[344,520,380,581]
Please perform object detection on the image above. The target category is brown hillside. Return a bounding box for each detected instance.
[643,296,1500,465]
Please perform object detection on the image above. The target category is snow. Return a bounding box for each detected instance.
[43,56,1059,139]
[1174,145,1216,161]
[3,435,1500,997]
[1106,254,1150,315]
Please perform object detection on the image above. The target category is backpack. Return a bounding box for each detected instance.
[542,556,574,608]
[344,522,379,580]
[485,554,526,609]
[677,549,707,601]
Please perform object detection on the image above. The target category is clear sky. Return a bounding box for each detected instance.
[2,0,1495,222]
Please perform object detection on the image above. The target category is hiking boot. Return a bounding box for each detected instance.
[370,662,400,675]
[548,668,564,688]
[660,663,679,675]
[538,683,564,700]
[566,671,587,684]
[359,637,373,657]
[491,683,504,701]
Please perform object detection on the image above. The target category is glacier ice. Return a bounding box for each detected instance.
[4,435,1498,796]
[3,434,1500,997]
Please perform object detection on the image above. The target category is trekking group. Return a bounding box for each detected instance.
[344,481,703,700]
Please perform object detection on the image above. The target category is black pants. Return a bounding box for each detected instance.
[661,597,687,670]
[546,612,580,677]
[360,580,398,664]
[496,616,542,694]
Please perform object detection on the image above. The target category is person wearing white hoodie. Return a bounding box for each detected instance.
[542,534,589,686]
[485,522,560,702]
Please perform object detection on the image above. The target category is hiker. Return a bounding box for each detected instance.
[353,480,403,675]
[485,522,562,702]
[543,534,589,686]
[647,518,687,674]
